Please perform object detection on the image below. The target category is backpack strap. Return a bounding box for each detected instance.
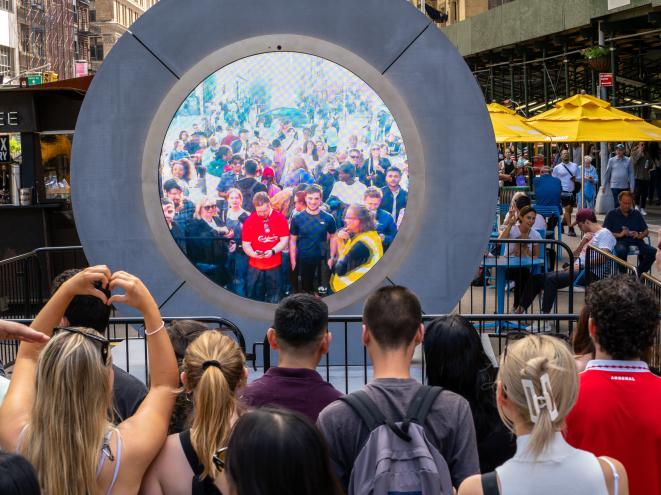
[405,385,443,429]
[179,430,203,477]
[340,390,413,442]
[481,471,500,495]
[339,390,385,432]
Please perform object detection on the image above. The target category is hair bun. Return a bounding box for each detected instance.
[520,356,549,381]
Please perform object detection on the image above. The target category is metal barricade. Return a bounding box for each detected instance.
[461,238,575,316]
[260,313,579,393]
[584,245,638,283]
[0,316,250,386]
[499,186,530,207]
[0,246,88,319]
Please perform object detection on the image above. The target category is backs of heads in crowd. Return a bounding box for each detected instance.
[25,327,113,495]
[166,320,210,364]
[363,286,422,349]
[183,331,246,480]
[423,315,499,436]
[0,452,41,495]
[244,159,258,175]
[225,408,342,495]
[273,294,328,350]
[498,334,577,459]
[514,194,531,211]
[572,305,595,359]
[586,274,659,360]
[51,269,111,333]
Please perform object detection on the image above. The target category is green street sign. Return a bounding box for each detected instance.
[26,74,43,86]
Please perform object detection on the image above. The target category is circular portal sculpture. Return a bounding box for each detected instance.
[72,0,496,340]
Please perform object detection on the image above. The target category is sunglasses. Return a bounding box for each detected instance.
[502,330,570,361]
[53,327,123,366]
[203,205,218,211]
[350,155,360,159]
[212,447,228,471]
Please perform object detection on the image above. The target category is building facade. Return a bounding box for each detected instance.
[0,0,19,80]
[89,0,158,72]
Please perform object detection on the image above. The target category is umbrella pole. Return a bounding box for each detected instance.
[581,143,585,209]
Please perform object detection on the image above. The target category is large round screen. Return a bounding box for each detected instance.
[159,52,409,303]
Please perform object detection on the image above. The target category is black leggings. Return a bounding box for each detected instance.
[635,179,649,209]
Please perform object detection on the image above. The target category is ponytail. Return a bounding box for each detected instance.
[497,335,578,459]
[183,332,245,480]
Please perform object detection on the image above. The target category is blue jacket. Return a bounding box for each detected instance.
[533,175,562,209]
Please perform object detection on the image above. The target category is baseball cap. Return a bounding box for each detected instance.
[261,166,275,178]
[572,208,597,226]
[615,144,625,149]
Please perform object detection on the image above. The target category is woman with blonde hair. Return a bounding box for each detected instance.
[141,330,247,494]
[459,334,628,495]
[0,266,180,495]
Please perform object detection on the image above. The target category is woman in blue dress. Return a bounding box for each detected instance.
[577,155,599,209]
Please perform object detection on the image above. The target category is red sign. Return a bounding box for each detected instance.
[599,73,613,87]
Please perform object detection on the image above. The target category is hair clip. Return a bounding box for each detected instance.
[522,373,559,424]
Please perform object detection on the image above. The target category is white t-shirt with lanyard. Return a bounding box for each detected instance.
[552,162,579,194]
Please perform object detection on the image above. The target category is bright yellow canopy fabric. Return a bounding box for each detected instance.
[526,94,661,142]
[487,103,549,143]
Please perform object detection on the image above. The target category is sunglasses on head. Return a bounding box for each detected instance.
[53,327,122,366]
[212,447,228,471]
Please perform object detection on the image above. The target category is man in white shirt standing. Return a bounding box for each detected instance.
[552,149,580,237]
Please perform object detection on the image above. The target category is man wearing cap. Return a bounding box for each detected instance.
[552,149,580,237]
[529,209,616,323]
[603,144,634,208]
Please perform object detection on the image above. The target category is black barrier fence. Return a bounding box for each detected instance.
[584,245,638,283]
[460,238,576,316]
[0,246,88,319]
[0,317,250,386]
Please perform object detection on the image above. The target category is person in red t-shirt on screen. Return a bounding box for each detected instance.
[242,192,290,303]
[565,275,661,495]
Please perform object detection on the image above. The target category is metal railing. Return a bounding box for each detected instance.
[0,316,250,386]
[461,238,575,315]
[0,246,88,319]
[259,313,579,393]
[584,245,638,283]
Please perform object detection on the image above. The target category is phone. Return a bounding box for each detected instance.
[255,250,264,255]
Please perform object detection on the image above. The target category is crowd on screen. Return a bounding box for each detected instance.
[160,114,409,301]
[0,268,659,495]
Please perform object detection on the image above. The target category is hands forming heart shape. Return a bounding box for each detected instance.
[62,266,157,313]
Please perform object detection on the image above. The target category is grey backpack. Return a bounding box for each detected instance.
[340,386,453,495]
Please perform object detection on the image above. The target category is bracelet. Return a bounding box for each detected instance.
[145,322,165,336]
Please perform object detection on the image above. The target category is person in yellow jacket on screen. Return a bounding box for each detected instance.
[330,204,383,293]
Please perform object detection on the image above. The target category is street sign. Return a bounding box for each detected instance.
[26,74,42,86]
[0,135,10,163]
[599,73,613,87]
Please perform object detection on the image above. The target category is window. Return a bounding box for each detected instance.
[0,45,13,76]
[0,0,12,12]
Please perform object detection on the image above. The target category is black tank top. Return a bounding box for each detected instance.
[179,430,223,495]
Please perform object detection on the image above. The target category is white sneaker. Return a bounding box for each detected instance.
[525,320,556,333]
[641,208,648,216]
[635,206,640,211]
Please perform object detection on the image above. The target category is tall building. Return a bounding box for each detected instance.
[0,0,19,80]
[89,0,158,72]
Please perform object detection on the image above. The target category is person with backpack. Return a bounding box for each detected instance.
[234,159,267,213]
[458,334,628,495]
[317,286,479,494]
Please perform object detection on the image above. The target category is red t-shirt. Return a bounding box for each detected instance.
[564,360,661,495]
[241,209,289,270]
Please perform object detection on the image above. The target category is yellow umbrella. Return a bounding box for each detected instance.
[526,94,661,142]
[487,102,549,143]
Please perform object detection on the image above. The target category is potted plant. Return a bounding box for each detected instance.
[581,46,610,72]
